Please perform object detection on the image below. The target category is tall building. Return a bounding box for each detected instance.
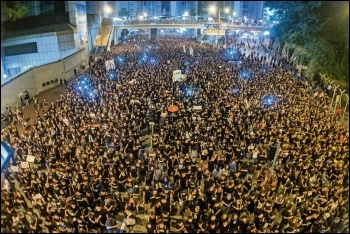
[170,1,177,16]
[175,1,198,16]
[140,1,162,17]
[114,1,143,18]
[242,1,264,20]
[233,1,244,19]
[1,1,90,84]
[161,1,171,16]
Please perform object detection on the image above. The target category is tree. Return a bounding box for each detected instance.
[118,8,129,17]
[266,1,349,83]
[1,1,28,21]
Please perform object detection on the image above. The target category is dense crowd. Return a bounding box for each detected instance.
[1,33,349,233]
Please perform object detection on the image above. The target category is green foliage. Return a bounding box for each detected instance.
[1,1,28,21]
[118,8,129,17]
[267,1,349,82]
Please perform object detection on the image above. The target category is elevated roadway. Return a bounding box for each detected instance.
[94,19,272,51]
[113,23,271,32]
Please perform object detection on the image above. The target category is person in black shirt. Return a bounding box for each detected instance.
[142,185,151,212]
[157,221,168,233]
[175,221,187,233]
[222,194,233,214]
[197,195,207,212]
[216,174,226,188]
[219,220,232,233]
[146,222,156,233]
[237,216,249,233]
[161,212,171,230]
[185,216,195,233]
[190,205,202,230]
[247,193,257,214]
[179,172,188,190]
[207,222,217,233]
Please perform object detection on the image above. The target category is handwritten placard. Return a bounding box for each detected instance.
[21,162,29,168]
[10,166,19,172]
[26,155,35,163]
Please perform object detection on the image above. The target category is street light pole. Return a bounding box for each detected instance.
[99,9,102,25]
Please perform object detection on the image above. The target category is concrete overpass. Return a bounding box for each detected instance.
[93,18,272,52]
[114,24,204,29]
[111,23,271,44]
[113,23,271,32]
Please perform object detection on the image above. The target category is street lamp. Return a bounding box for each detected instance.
[99,6,112,47]
[209,5,216,14]
[219,8,229,24]
[99,6,111,25]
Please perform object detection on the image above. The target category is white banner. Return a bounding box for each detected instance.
[105,59,116,70]
[193,105,202,110]
[189,47,194,56]
[183,45,186,53]
[172,70,182,83]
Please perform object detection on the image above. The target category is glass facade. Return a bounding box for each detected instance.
[21,1,65,17]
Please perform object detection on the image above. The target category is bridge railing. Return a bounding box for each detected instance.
[221,23,272,28]
[117,20,273,29]
[120,20,208,25]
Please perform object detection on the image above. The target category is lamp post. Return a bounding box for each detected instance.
[218,8,229,24]
[99,6,112,25]
[99,6,111,47]
[184,11,189,20]
[209,6,229,45]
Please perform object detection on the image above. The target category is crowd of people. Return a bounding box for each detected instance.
[1,32,349,233]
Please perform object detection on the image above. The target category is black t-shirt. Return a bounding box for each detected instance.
[180,177,187,188]
[222,196,232,207]
[238,220,249,233]
[146,225,156,233]
[144,188,151,202]
[130,168,138,178]
[217,177,226,187]
[185,221,195,232]
[223,185,234,195]
[208,224,217,233]
[176,224,186,233]
[219,223,231,233]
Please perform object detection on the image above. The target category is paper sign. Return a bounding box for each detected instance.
[172,70,182,83]
[21,162,29,168]
[26,155,35,163]
[193,106,202,110]
[10,166,19,172]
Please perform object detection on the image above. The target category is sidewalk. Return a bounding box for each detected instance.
[17,82,69,135]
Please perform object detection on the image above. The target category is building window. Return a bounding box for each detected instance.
[3,42,38,56]
[40,1,55,14]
